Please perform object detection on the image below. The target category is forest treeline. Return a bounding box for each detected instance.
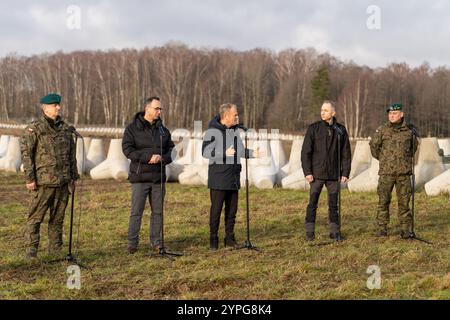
[0,43,449,137]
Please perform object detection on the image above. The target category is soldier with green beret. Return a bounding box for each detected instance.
[369,103,418,239]
[20,93,79,259]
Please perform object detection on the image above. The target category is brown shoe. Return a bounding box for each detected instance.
[151,245,162,253]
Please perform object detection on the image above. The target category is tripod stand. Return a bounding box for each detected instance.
[237,130,261,252]
[310,125,343,247]
[150,127,183,260]
[409,127,432,245]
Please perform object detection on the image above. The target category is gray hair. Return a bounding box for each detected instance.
[219,103,237,119]
[322,100,336,111]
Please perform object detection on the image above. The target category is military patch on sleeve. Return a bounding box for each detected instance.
[26,127,34,133]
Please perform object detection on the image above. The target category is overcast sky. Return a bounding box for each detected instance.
[0,0,449,68]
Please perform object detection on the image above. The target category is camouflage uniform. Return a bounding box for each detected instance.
[369,119,418,233]
[20,115,79,255]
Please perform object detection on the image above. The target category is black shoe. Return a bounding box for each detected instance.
[400,231,416,239]
[376,230,388,237]
[210,236,219,251]
[329,232,342,241]
[127,245,138,254]
[306,232,315,241]
[26,250,37,260]
[224,234,238,248]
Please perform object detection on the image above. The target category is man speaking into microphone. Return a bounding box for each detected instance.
[202,103,261,250]
[122,96,175,254]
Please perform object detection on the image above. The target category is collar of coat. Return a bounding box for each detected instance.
[320,117,336,127]
[208,114,239,131]
[41,113,63,130]
[133,112,163,130]
[387,117,408,130]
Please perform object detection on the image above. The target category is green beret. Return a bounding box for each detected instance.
[386,103,402,113]
[40,93,61,105]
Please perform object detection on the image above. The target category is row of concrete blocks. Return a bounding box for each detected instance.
[1,134,450,196]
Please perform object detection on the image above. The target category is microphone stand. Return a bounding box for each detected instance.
[236,128,261,252]
[409,127,432,245]
[48,131,89,269]
[150,126,183,260]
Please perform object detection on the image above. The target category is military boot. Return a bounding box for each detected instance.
[305,222,315,241]
[376,230,388,237]
[26,247,38,260]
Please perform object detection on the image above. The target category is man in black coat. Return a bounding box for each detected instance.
[202,103,261,250]
[301,101,351,241]
[122,96,175,254]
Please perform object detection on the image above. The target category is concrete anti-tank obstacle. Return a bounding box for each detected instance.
[178,138,209,185]
[85,139,106,172]
[349,140,372,179]
[347,158,379,192]
[0,135,10,158]
[281,169,310,190]
[168,137,196,182]
[90,139,129,180]
[287,138,304,174]
[249,140,276,189]
[414,138,446,188]
[424,168,450,196]
[76,137,92,175]
[0,136,22,172]
[269,139,287,185]
[240,138,255,187]
[280,138,307,189]
[437,139,450,156]
[167,129,194,182]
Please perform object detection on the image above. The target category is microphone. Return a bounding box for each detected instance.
[68,126,83,138]
[237,123,248,131]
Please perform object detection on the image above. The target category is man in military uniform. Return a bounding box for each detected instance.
[369,103,418,239]
[20,93,79,259]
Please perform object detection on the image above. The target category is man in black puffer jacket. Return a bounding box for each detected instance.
[122,96,174,254]
[202,103,261,250]
[301,100,351,241]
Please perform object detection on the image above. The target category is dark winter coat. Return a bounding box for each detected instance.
[301,118,352,180]
[122,112,174,183]
[202,115,252,190]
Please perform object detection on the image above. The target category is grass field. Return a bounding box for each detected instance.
[0,172,449,300]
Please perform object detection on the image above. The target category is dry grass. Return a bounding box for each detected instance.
[0,172,449,300]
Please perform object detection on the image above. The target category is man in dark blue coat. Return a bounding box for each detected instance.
[202,103,261,250]
[122,96,174,254]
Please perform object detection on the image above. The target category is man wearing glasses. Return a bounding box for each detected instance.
[122,96,175,254]
[20,93,79,259]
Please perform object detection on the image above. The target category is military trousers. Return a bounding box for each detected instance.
[26,184,70,253]
[376,175,413,232]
